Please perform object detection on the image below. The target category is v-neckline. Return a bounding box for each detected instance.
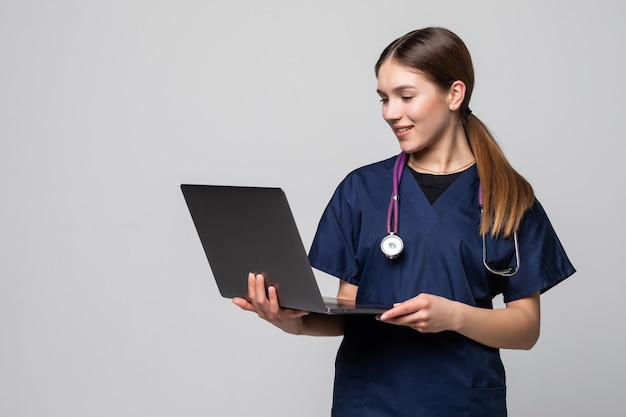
[400,164,479,232]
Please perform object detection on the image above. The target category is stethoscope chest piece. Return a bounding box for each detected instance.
[381,233,404,259]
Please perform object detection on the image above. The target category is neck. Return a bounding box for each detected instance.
[408,139,476,175]
[408,133,475,174]
[408,158,475,174]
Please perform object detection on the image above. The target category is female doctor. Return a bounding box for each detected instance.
[233,27,575,417]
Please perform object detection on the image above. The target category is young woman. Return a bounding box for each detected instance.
[233,27,575,417]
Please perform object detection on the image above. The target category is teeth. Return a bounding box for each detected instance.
[396,127,411,133]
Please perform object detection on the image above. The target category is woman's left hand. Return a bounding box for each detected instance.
[377,293,462,333]
[378,291,541,349]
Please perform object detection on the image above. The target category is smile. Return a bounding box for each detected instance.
[393,126,413,136]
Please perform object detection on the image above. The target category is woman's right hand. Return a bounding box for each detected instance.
[232,272,310,335]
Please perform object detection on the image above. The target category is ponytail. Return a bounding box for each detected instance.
[463,113,535,238]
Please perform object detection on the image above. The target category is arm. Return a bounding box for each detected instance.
[232,273,356,337]
[379,291,540,350]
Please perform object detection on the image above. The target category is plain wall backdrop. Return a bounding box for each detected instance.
[1,1,624,416]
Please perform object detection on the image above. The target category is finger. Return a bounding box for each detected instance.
[267,286,280,314]
[378,310,406,323]
[380,313,422,330]
[267,287,310,318]
[380,300,418,321]
[379,305,406,321]
[254,273,268,304]
[232,297,255,312]
[247,272,256,301]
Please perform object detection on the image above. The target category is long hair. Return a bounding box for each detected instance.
[375,27,534,238]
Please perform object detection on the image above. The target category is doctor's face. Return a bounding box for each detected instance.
[376,60,456,154]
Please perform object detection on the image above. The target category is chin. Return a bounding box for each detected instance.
[398,142,422,155]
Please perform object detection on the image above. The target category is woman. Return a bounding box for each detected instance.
[233,27,575,416]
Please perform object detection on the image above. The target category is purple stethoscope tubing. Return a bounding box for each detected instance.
[386,152,408,235]
[380,152,408,259]
[383,152,520,276]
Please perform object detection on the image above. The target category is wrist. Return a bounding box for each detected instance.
[450,300,467,333]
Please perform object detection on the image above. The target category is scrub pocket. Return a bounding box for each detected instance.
[331,362,365,417]
[470,386,507,417]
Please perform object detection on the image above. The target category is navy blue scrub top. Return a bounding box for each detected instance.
[308,155,575,417]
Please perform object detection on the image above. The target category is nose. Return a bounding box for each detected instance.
[382,99,402,123]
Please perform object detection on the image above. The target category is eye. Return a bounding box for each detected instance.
[401,96,413,102]
[379,97,389,104]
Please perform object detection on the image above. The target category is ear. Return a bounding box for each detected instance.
[448,80,467,111]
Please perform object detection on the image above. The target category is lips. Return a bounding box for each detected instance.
[393,125,413,137]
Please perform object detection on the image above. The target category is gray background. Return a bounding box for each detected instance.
[1,1,623,416]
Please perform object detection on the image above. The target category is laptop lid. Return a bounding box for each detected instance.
[182,184,332,313]
[181,184,388,315]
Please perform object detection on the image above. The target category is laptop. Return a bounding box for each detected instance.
[181,184,390,315]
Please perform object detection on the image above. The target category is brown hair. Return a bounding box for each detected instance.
[375,27,534,237]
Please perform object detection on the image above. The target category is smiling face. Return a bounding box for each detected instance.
[376,59,461,156]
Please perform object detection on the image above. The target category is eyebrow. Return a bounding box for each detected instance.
[376,84,417,95]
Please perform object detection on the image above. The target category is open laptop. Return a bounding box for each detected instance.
[181,184,389,315]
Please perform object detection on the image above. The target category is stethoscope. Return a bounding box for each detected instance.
[381,153,520,277]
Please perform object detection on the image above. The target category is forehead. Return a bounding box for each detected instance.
[376,60,435,92]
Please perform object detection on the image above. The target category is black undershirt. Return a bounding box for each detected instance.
[409,167,465,205]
